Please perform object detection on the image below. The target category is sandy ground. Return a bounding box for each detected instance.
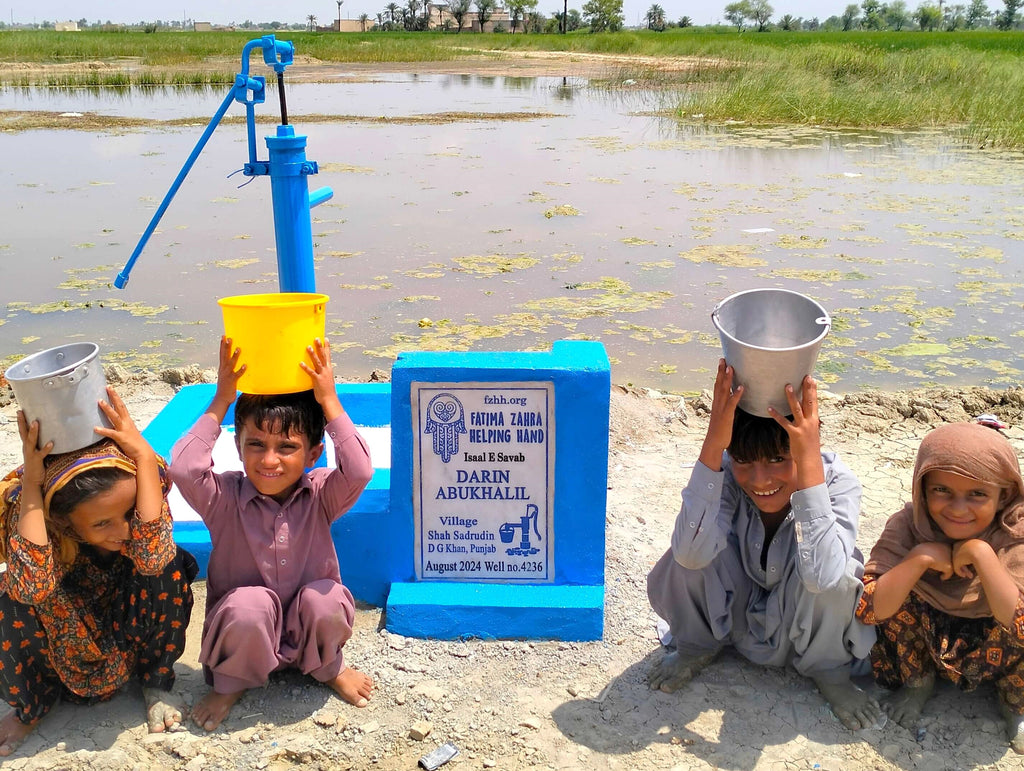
[1,369,1024,771]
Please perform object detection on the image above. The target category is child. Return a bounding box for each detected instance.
[647,359,881,730]
[169,336,374,732]
[0,387,198,755]
[855,421,1024,754]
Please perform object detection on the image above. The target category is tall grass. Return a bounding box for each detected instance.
[2,29,1024,146]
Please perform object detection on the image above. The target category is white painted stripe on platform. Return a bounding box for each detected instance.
[171,425,391,523]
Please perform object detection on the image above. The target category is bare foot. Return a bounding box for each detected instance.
[143,687,187,733]
[0,711,37,756]
[812,675,883,730]
[998,697,1024,754]
[880,672,935,729]
[192,688,245,732]
[647,649,718,693]
[326,667,373,707]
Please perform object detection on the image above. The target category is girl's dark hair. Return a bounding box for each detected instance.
[727,408,791,463]
[48,466,135,524]
[234,389,325,448]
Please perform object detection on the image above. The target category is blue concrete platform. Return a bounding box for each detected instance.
[386,582,604,641]
[142,382,392,604]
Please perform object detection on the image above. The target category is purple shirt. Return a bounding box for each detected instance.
[168,412,373,616]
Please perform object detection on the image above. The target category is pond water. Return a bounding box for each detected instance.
[2,73,1024,395]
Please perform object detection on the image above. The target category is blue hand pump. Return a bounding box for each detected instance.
[114,36,332,293]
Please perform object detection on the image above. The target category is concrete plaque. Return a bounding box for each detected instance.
[412,382,554,582]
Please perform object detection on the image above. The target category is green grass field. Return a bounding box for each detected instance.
[2,29,1023,147]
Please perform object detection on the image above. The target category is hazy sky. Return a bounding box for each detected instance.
[11,1,853,29]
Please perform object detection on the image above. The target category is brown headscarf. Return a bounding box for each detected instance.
[0,439,167,566]
[864,422,1024,618]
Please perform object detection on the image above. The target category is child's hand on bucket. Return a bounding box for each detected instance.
[302,338,343,422]
[767,377,824,489]
[16,410,52,486]
[95,386,154,464]
[215,336,246,408]
[698,359,745,472]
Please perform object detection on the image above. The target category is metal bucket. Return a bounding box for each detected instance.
[711,288,831,418]
[4,343,112,453]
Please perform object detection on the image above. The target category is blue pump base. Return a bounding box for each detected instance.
[386,582,604,641]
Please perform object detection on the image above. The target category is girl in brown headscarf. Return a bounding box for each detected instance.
[0,387,197,756]
[855,421,1024,754]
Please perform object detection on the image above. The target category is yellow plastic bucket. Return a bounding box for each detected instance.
[218,292,329,395]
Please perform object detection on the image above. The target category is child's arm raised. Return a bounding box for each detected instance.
[767,376,825,491]
[301,337,344,422]
[206,336,246,424]
[95,386,161,523]
[671,360,743,569]
[14,411,52,546]
[953,539,1020,628]
[870,542,954,620]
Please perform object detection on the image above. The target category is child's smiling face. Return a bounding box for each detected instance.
[923,469,1006,540]
[236,418,323,503]
[729,452,798,515]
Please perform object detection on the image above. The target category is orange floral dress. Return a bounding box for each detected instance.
[0,505,196,724]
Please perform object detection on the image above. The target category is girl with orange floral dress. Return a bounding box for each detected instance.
[0,387,197,755]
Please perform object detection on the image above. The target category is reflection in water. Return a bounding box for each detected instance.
[1,74,1023,395]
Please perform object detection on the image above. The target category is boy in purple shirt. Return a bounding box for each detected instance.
[169,336,374,731]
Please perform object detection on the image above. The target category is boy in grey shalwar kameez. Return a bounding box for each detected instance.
[647,360,881,730]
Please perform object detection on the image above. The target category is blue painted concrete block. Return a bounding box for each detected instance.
[143,381,392,599]
[386,340,610,640]
[386,582,605,641]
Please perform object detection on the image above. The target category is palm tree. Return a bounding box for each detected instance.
[306,13,318,31]
[385,2,400,27]
[359,12,370,30]
[645,3,665,29]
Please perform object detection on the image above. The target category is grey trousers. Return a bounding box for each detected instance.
[647,544,875,678]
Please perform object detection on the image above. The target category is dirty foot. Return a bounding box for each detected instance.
[998,698,1024,754]
[143,687,187,733]
[881,672,935,729]
[0,711,37,756]
[327,666,373,707]
[192,688,245,732]
[813,675,883,730]
[648,649,718,693]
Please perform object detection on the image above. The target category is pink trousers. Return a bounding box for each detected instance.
[200,580,355,694]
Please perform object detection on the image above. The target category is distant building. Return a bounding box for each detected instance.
[54,20,80,31]
[193,21,213,31]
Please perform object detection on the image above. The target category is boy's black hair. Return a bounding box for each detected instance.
[727,408,792,463]
[48,466,134,523]
[234,390,325,449]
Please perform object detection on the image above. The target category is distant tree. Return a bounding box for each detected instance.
[307,13,317,30]
[475,0,496,29]
[885,0,911,28]
[965,0,990,26]
[724,0,752,29]
[749,0,773,29]
[508,0,539,31]
[861,0,884,27]
[944,3,966,27]
[915,3,943,28]
[646,3,666,29]
[778,13,798,28]
[841,3,860,28]
[358,12,371,29]
[581,0,624,30]
[996,0,1021,28]
[805,15,821,28]
[678,14,693,25]
[526,9,544,31]
[405,0,421,29]
[450,0,472,30]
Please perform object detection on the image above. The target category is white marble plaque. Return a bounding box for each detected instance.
[412,382,555,582]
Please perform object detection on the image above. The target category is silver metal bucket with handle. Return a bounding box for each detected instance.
[4,342,112,454]
[711,288,831,418]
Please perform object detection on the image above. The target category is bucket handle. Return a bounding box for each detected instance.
[42,362,92,390]
[816,314,831,329]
